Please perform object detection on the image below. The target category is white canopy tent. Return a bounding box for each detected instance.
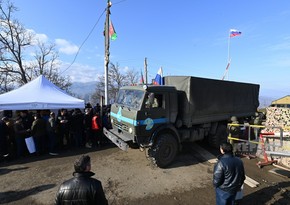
[0,75,84,110]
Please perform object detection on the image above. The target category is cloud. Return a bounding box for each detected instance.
[27,29,49,45]
[26,30,79,56]
[60,62,102,83]
[123,66,129,72]
[34,33,48,43]
[55,39,79,55]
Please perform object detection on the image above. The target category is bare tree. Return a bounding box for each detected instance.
[91,62,139,105]
[0,1,33,86]
[109,62,127,98]
[0,0,71,93]
[0,71,13,92]
[30,41,71,91]
[126,68,139,85]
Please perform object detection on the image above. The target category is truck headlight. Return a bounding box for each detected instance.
[111,118,114,124]
[129,127,133,134]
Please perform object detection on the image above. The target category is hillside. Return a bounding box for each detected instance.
[70,81,97,102]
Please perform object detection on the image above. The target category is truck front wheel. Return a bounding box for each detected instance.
[148,134,178,168]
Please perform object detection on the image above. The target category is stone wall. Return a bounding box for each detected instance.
[260,107,290,168]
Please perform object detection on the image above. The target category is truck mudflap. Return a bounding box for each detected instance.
[103,127,129,151]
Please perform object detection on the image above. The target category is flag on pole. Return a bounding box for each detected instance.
[153,67,164,85]
[109,20,117,40]
[140,70,145,84]
[229,29,242,38]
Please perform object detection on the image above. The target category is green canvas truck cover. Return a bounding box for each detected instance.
[164,76,260,127]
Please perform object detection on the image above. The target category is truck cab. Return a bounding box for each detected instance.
[104,85,181,167]
[105,85,178,148]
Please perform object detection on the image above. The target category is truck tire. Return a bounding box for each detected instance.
[128,141,139,149]
[209,124,227,148]
[148,134,178,168]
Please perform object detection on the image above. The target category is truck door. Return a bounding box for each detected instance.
[137,92,168,137]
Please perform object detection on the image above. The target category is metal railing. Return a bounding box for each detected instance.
[227,123,290,167]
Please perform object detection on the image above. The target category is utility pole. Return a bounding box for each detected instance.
[144,57,148,84]
[104,0,111,105]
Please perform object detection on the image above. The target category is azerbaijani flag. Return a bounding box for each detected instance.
[229,29,242,38]
[109,20,117,40]
[153,67,164,85]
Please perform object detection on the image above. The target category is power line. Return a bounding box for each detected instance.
[61,0,128,75]
[113,0,127,5]
[60,0,127,75]
[60,8,106,74]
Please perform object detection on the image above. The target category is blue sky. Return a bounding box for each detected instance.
[12,0,290,99]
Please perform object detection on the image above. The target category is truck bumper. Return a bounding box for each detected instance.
[103,127,129,151]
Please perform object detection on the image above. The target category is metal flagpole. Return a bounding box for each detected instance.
[222,30,231,80]
[227,30,231,80]
[228,30,231,64]
[222,29,242,80]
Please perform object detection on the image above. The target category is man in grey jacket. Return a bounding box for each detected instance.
[55,155,108,205]
[213,142,245,205]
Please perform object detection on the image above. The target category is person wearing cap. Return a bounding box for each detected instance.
[31,113,47,155]
[14,117,30,158]
[84,108,93,148]
[56,109,70,149]
[55,155,108,205]
[47,112,58,155]
[2,117,17,160]
[70,109,84,148]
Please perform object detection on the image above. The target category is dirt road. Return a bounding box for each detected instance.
[0,142,290,205]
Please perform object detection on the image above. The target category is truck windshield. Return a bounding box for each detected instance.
[116,89,145,109]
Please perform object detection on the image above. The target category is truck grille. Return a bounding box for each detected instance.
[113,119,129,132]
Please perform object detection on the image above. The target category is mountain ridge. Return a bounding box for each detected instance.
[70,81,276,108]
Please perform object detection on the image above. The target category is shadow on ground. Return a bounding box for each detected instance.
[0,143,115,168]
[0,166,29,176]
[0,184,55,204]
[242,181,290,205]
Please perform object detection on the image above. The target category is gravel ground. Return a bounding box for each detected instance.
[0,142,290,205]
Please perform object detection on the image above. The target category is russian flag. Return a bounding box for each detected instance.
[154,67,163,85]
[229,29,242,38]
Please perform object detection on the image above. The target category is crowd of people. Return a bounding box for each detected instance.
[0,103,112,162]
[0,102,248,204]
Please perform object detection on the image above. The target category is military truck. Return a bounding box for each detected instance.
[103,76,260,167]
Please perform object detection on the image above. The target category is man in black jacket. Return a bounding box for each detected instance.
[213,142,245,205]
[55,155,108,205]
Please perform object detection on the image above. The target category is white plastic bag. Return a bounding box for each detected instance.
[25,136,36,153]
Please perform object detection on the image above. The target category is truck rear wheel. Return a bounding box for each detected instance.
[209,124,227,148]
[148,134,178,168]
